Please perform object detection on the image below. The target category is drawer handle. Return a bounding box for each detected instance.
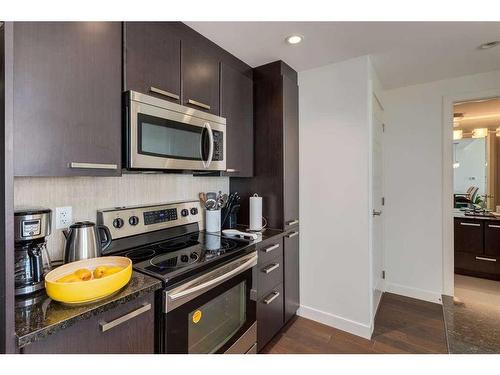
[460,222,480,227]
[263,291,280,305]
[99,303,151,332]
[286,231,299,238]
[187,99,211,110]
[262,244,280,253]
[225,169,239,173]
[286,219,299,226]
[476,256,497,262]
[150,86,180,100]
[262,263,280,274]
[489,225,500,229]
[69,162,118,170]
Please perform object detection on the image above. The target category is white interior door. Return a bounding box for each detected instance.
[371,94,385,316]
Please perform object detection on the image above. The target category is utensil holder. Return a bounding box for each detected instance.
[205,210,221,233]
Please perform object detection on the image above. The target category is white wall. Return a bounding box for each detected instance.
[383,69,500,303]
[298,56,373,338]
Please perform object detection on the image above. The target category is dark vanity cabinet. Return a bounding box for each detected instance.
[124,22,181,103]
[454,217,500,280]
[221,63,254,177]
[13,22,122,177]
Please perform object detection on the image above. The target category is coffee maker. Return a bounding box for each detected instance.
[14,207,52,296]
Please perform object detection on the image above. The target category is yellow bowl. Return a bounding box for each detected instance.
[45,257,132,304]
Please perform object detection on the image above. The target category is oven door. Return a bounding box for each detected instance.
[163,252,257,354]
[127,93,226,171]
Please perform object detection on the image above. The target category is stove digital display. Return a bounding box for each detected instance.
[143,208,178,225]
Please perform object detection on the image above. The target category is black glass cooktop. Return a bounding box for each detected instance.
[116,231,252,286]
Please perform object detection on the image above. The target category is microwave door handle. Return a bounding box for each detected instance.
[205,122,214,168]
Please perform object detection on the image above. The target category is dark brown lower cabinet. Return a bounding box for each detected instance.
[455,252,500,280]
[454,219,484,254]
[283,229,299,323]
[257,284,284,352]
[485,222,500,257]
[22,293,155,354]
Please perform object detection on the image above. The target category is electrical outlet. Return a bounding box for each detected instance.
[56,206,72,229]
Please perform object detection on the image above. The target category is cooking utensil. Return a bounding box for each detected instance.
[199,192,207,206]
[205,199,217,210]
[63,221,112,263]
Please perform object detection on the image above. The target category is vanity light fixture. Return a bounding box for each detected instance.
[496,127,500,137]
[479,41,500,50]
[453,143,460,169]
[453,130,463,140]
[286,35,303,45]
[472,128,488,138]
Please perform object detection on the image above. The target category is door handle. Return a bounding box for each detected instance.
[460,222,480,227]
[475,256,497,262]
[263,291,280,305]
[262,244,280,253]
[488,225,500,229]
[99,303,151,332]
[286,231,299,238]
[201,122,214,169]
[286,219,299,226]
[149,86,179,100]
[262,263,280,274]
[372,210,382,216]
[188,99,211,110]
[69,162,118,170]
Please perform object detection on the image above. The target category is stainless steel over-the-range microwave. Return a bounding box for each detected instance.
[125,91,226,172]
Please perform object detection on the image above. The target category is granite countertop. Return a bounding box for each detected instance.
[442,295,500,353]
[15,271,162,348]
[454,209,500,221]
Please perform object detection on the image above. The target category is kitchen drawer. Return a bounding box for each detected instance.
[257,237,283,265]
[22,293,155,354]
[256,255,283,298]
[454,218,484,254]
[257,283,284,352]
[455,251,500,280]
[485,222,500,257]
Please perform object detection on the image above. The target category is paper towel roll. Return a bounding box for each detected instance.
[249,194,263,231]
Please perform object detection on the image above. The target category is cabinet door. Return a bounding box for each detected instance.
[257,283,283,352]
[124,22,181,103]
[283,230,299,323]
[283,75,299,229]
[14,22,122,176]
[221,64,253,177]
[22,294,155,354]
[454,219,484,254]
[182,40,220,115]
[485,222,500,256]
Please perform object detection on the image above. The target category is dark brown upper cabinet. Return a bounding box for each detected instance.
[13,22,122,177]
[124,22,181,103]
[221,63,254,177]
[231,61,299,230]
[182,38,220,115]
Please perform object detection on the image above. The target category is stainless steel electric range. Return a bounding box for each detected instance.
[97,201,257,354]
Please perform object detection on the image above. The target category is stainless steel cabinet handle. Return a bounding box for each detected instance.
[460,222,480,227]
[150,86,180,100]
[99,303,151,332]
[262,263,280,274]
[476,256,497,262]
[168,253,257,301]
[263,291,280,305]
[489,225,500,229]
[69,162,118,170]
[187,99,211,110]
[262,244,280,253]
[225,169,239,173]
[286,231,299,238]
[286,219,299,226]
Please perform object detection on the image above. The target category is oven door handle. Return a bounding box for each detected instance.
[201,122,214,169]
[168,253,257,302]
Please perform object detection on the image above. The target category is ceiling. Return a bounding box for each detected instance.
[186,22,500,89]
[454,98,500,131]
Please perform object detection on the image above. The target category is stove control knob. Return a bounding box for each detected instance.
[190,252,198,260]
[129,216,139,226]
[180,254,189,263]
[113,218,124,229]
[190,207,198,215]
[181,209,189,217]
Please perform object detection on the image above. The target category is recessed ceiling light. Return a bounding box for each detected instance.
[479,41,500,50]
[286,35,303,45]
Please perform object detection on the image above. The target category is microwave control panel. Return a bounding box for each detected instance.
[213,130,223,161]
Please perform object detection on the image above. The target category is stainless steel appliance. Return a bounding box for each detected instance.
[63,221,112,263]
[14,208,53,296]
[98,201,257,354]
[125,91,226,172]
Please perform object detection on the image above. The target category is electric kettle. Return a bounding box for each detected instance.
[63,221,112,263]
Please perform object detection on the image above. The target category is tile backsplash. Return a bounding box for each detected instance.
[14,174,229,261]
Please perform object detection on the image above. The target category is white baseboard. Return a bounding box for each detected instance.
[384,282,442,304]
[297,305,372,339]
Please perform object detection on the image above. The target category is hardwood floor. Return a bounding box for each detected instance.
[261,293,448,354]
